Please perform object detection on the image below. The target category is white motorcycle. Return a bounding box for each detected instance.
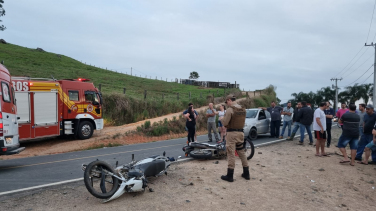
[82,152,178,203]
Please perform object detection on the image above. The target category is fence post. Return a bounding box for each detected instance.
[123,88,126,94]
[177,93,179,100]
[98,84,102,92]
[144,90,147,100]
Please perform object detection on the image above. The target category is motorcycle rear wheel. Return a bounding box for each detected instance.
[245,138,255,160]
[84,160,119,199]
[189,150,212,159]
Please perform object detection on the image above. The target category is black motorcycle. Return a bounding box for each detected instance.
[182,138,254,160]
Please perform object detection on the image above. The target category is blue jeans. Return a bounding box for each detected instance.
[359,127,364,138]
[356,134,376,161]
[292,122,301,134]
[280,120,292,136]
[300,124,313,143]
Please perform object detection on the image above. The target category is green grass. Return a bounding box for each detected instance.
[0,43,235,100]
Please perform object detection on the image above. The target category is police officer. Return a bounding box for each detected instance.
[219,95,250,182]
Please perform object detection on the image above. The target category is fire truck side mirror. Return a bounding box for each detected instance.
[92,101,99,106]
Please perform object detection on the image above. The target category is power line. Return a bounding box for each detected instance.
[335,46,365,77]
[342,52,374,79]
[366,0,376,42]
[361,72,374,84]
[345,64,374,87]
[340,48,370,78]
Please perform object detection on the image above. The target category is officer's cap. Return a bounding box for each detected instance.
[225,95,236,103]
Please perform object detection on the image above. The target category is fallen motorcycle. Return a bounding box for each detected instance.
[182,138,254,160]
[82,152,178,203]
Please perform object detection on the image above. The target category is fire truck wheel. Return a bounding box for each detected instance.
[78,121,94,140]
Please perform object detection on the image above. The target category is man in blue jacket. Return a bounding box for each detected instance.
[296,101,314,145]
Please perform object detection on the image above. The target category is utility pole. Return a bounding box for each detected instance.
[365,42,376,105]
[331,78,342,110]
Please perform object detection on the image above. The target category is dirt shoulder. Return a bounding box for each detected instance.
[3,98,246,160]
[1,128,375,211]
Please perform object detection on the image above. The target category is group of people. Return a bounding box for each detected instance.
[183,102,228,144]
[265,100,376,166]
[183,96,250,182]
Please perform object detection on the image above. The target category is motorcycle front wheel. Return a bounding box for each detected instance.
[84,160,119,199]
[245,138,255,160]
[189,150,212,159]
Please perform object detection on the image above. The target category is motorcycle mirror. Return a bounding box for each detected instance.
[115,161,118,167]
[178,156,182,160]
[132,154,134,161]
[163,151,166,156]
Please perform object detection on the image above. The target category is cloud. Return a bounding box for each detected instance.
[2,0,375,102]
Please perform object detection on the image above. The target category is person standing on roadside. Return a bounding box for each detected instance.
[287,102,302,141]
[279,102,294,139]
[184,106,197,144]
[324,101,335,148]
[206,103,220,142]
[358,104,366,138]
[313,102,328,156]
[261,101,283,138]
[337,104,360,166]
[358,127,376,165]
[220,95,249,182]
[183,103,198,143]
[336,103,349,129]
[216,104,227,143]
[296,101,314,145]
[355,104,376,162]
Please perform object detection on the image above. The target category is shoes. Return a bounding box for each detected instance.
[279,136,283,139]
[208,140,213,142]
[241,167,250,180]
[297,142,303,145]
[327,145,330,148]
[309,142,313,145]
[287,133,295,141]
[287,136,290,139]
[221,168,234,182]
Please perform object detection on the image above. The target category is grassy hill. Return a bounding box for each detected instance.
[0,43,233,100]
[0,43,241,125]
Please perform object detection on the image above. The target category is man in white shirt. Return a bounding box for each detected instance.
[313,102,328,157]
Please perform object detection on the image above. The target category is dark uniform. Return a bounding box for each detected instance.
[220,95,250,182]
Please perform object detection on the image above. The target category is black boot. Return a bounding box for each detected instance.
[221,168,234,182]
[287,133,295,141]
[241,167,250,180]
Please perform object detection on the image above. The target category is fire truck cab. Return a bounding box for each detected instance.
[0,64,25,155]
[12,77,103,141]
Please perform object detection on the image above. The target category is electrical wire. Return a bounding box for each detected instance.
[342,52,374,79]
[361,72,374,84]
[335,46,365,77]
[366,0,376,43]
[345,64,374,87]
[340,48,370,78]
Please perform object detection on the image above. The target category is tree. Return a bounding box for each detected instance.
[361,83,372,105]
[0,0,5,31]
[189,71,199,80]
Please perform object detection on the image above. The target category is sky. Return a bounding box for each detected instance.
[1,0,376,104]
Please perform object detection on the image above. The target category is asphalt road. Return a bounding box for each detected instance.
[0,126,305,194]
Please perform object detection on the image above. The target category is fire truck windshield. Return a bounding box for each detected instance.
[85,91,99,105]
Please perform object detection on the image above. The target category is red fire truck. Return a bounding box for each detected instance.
[12,77,104,141]
[0,64,25,155]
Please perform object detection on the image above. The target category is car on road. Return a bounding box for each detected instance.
[243,108,271,140]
